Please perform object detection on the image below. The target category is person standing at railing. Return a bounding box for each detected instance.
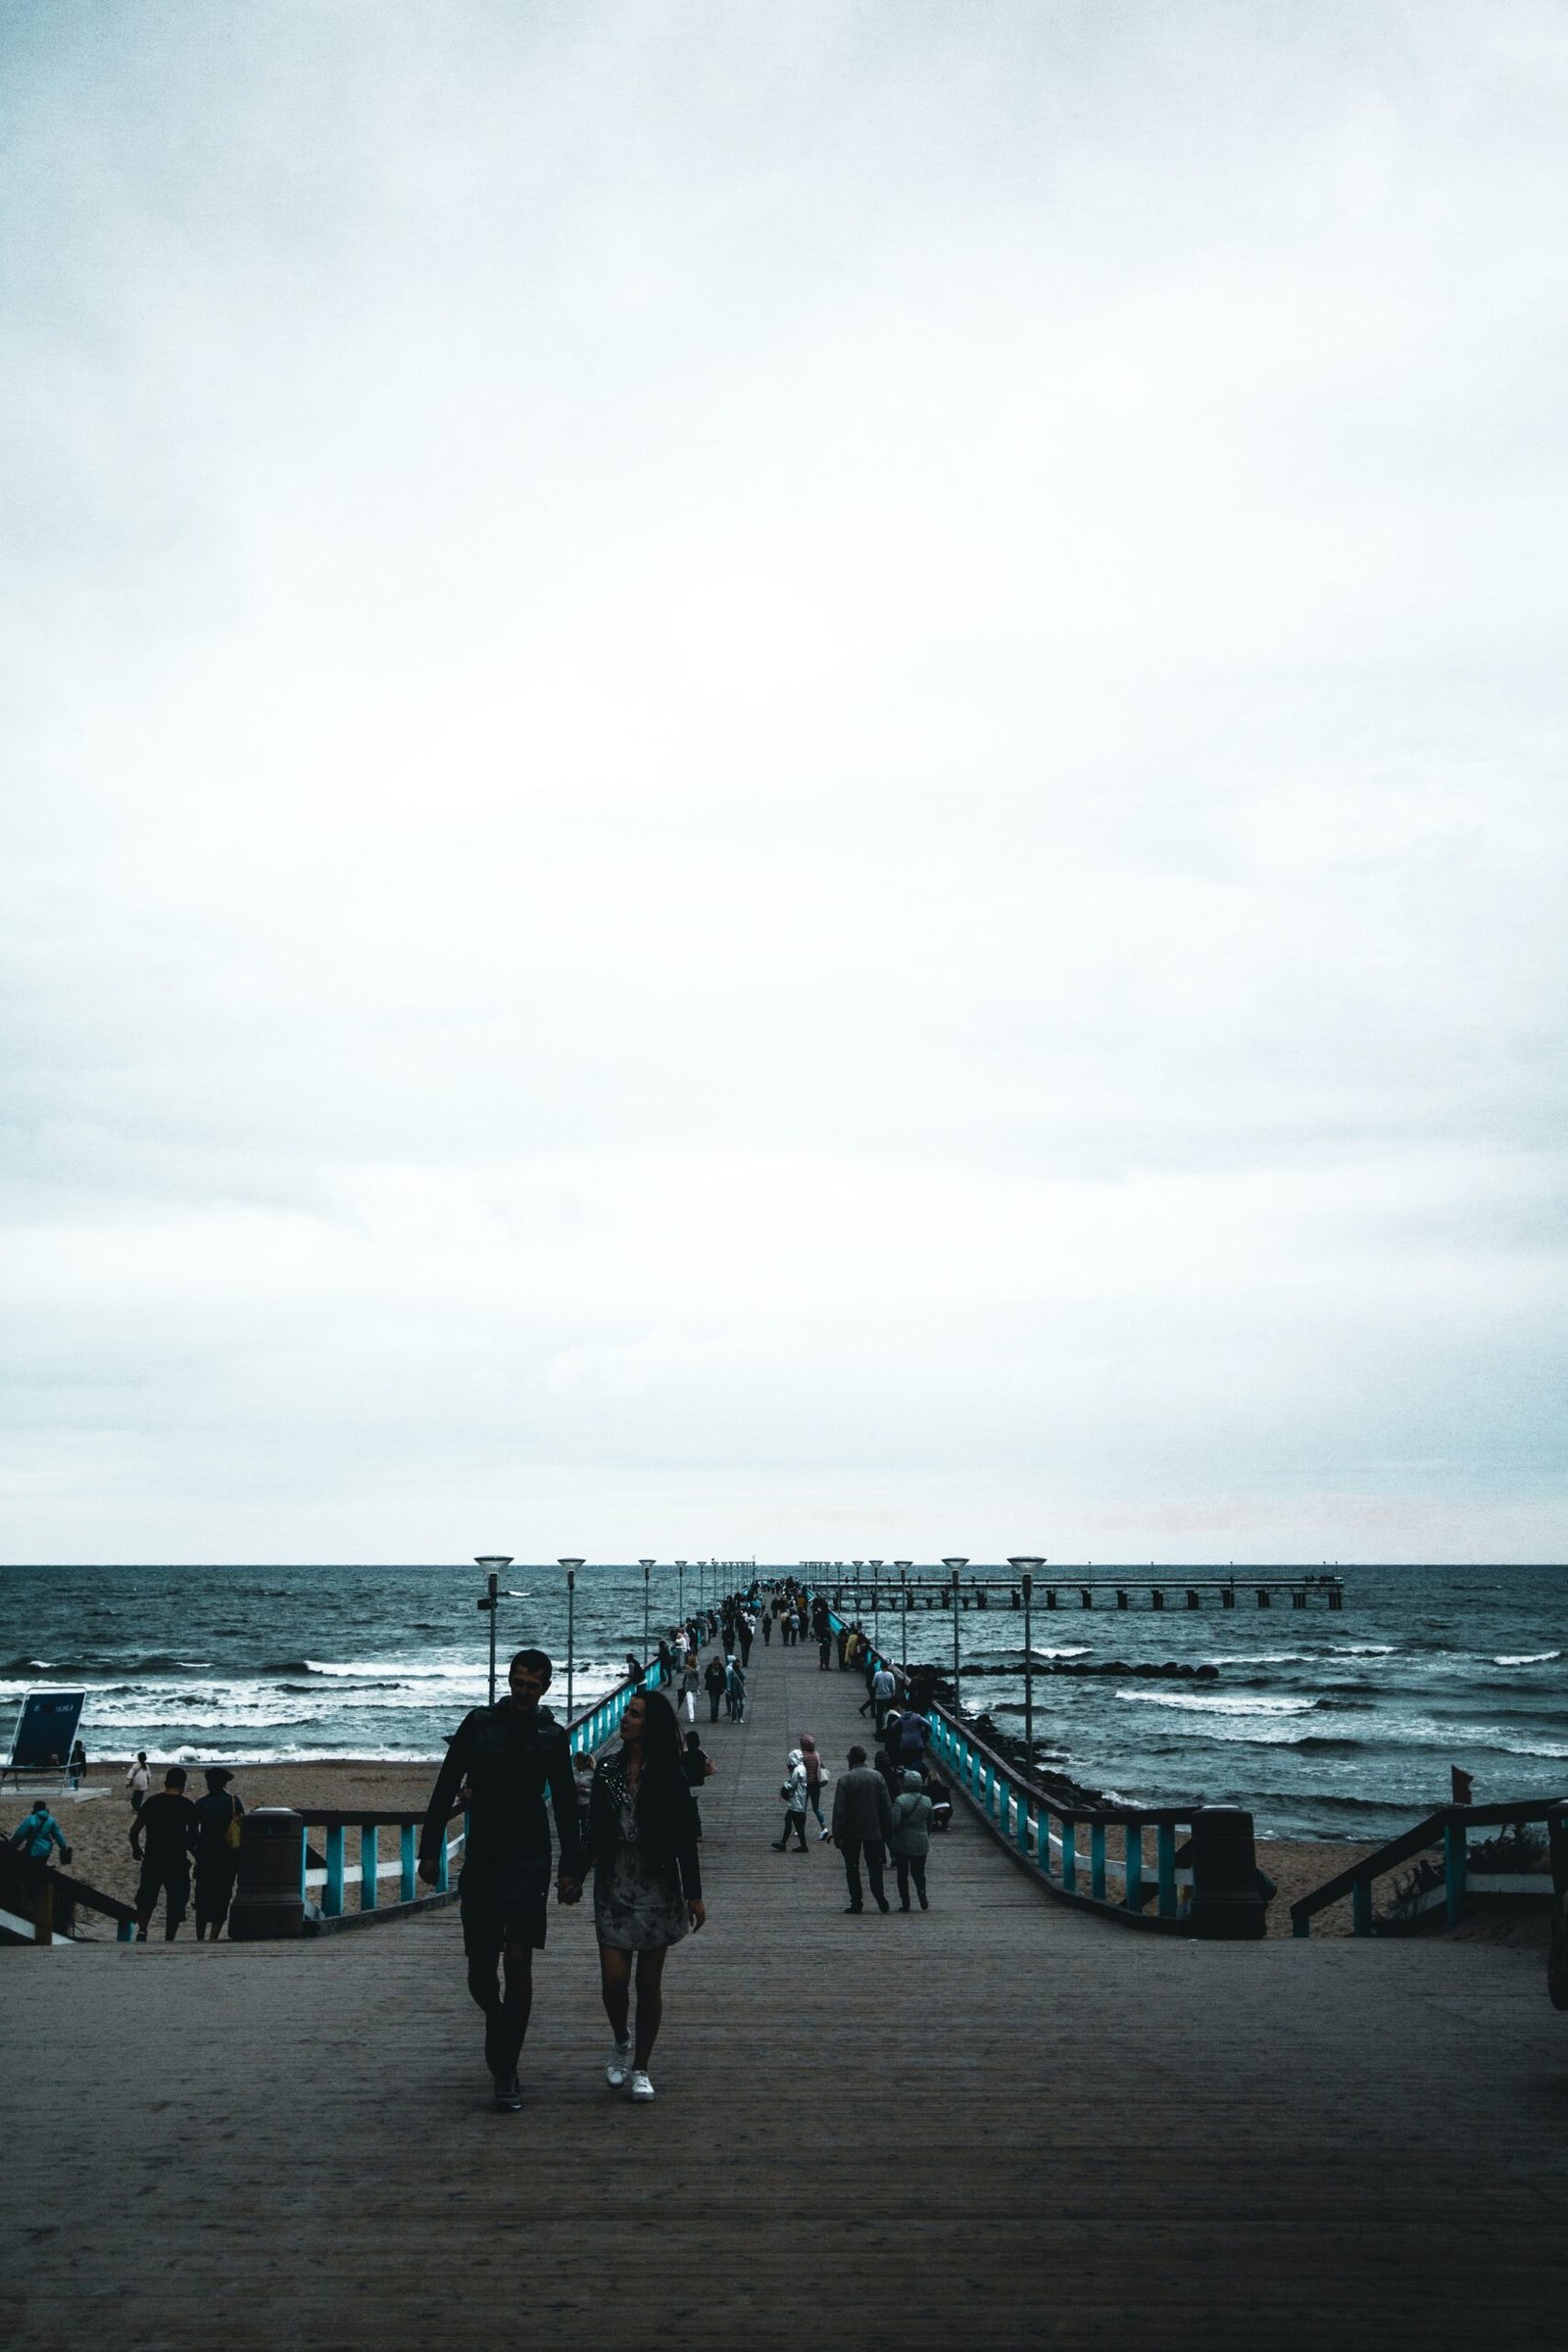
[589,1689,705,2103]
[417,1645,586,2115]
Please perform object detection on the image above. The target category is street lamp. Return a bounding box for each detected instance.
[676,1559,687,1632]
[1009,1557,1047,1781]
[559,1560,585,1726]
[639,1559,655,1671]
[894,1560,912,1676]
[474,1556,514,1707]
[943,1559,968,1714]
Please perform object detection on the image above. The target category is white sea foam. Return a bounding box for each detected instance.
[1331,1643,1396,1656]
[1203,1652,1308,1667]
[1493,1651,1561,1666]
[1114,1690,1315,1715]
[301,1658,471,1679]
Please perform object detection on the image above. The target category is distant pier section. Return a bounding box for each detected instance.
[803,1568,1346,1612]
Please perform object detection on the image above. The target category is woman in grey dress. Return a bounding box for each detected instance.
[589,1689,705,2102]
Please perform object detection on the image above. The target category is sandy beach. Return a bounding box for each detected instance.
[3,1761,1379,1936]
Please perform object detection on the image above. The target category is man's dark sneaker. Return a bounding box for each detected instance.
[876,1896,891,1913]
[483,2009,507,2078]
[492,2072,523,2112]
[843,1904,863,1914]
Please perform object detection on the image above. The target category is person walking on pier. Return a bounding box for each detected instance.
[760,1608,772,1647]
[799,1733,830,1838]
[704,1654,727,1723]
[588,1689,704,2103]
[738,1612,755,1668]
[124,1752,150,1814]
[130,1767,198,1941]
[679,1651,702,1725]
[417,1645,585,2113]
[773,1748,809,1850]
[890,1770,934,1910]
[726,1655,748,1722]
[831,1744,893,1914]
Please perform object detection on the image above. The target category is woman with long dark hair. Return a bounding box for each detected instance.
[588,1688,705,2101]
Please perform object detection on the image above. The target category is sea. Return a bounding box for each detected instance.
[2,1561,1564,1843]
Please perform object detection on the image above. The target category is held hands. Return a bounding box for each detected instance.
[557,1874,583,1905]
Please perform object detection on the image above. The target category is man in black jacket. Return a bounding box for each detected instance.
[831,1743,895,1914]
[419,1646,586,2111]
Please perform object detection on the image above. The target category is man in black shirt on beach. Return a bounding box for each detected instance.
[419,1646,585,2112]
[130,1766,199,1940]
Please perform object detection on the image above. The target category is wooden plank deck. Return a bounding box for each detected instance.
[4,1631,1565,2350]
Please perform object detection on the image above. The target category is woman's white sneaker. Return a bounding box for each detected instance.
[629,2069,656,2101]
[606,2042,631,2087]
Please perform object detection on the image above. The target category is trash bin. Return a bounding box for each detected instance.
[1189,1807,1266,1940]
[227,1807,305,1941]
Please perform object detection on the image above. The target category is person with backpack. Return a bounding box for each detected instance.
[8,1797,72,1868]
[890,1769,935,1910]
[192,1767,246,1941]
[772,1749,809,1851]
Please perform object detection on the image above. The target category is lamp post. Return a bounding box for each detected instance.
[639,1559,655,1672]
[894,1560,912,1676]
[676,1559,687,1634]
[1009,1557,1046,1781]
[559,1559,585,1725]
[943,1558,968,1715]
[474,1555,514,1707]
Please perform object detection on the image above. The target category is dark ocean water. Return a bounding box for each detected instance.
[2,1562,1564,1841]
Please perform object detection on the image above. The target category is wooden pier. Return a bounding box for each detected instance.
[4,1619,1563,2351]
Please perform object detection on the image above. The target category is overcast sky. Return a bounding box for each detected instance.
[3,3,1565,1566]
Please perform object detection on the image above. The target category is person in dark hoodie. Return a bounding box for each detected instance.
[587,1689,704,2103]
[418,1646,585,2113]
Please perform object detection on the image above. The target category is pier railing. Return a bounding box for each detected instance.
[817,1602,1264,1938]
[1291,1795,1568,1937]
[0,1846,140,1945]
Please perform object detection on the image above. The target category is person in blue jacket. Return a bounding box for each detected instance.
[8,1798,72,1867]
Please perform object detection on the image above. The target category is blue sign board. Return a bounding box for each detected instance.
[7,1690,86,1772]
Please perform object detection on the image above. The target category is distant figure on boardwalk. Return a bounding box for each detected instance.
[738,1613,755,1668]
[130,1768,197,1941]
[773,1749,808,1851]
[679,1653,702,1725]
[891,1771,934,1910]
[726,1657,748,1722]
[817,1628,832,1670]
[125,1752,150,1814]
[704,1655,727,1723]
[192,1767,245,1941]
[680,1730,714,1835]
[588,1690,704,2103]
[867,1660,897,1731]
[799,1732,830,1838]
[760,1609,772,1647]
[417,1645,585,2114]
[9,1797,72,1867]
[831,1744,894,1914]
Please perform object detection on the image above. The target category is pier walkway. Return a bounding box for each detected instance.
[5,1633,1565,2350]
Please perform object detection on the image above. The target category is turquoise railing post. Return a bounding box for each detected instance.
[1039,1810,1054,1878]
[1015,1792,1031,1860]
[400,1823,416,1904]
[1124,1824,1144,1912]
[1061,1820,1077,1895]
[118,1918,135,1942]
[1090,1821,1107,1901]
[324,1824,346,1918]
[1157,1823,1177,1919]
[1351,1878,1372,1936]
[361,1824,378,1912]
[1445,1817,1467,1928]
